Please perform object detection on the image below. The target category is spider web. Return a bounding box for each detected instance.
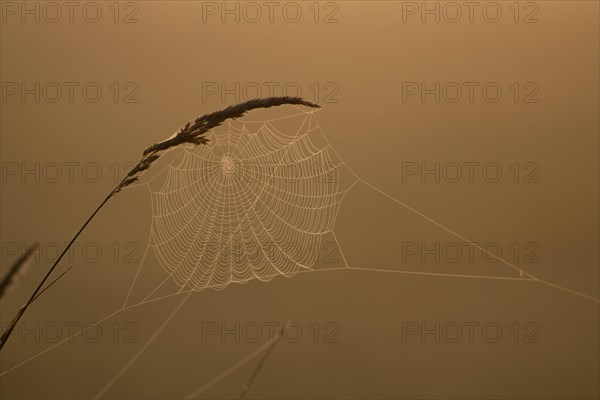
[1,105,597,397]
[147,108,356,292]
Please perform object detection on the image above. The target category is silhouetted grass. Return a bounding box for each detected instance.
[0,97,319,351]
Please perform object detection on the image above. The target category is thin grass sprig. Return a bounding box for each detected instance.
[0,97,319,351]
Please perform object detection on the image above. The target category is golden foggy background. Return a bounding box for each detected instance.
[1,1,598,399]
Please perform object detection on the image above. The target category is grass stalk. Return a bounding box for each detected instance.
[0,97,319,352]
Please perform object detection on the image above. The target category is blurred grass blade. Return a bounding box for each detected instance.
[0,242,39,301]
[239,320,292,398]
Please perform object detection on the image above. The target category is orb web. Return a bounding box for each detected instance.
[148,110,352,291]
